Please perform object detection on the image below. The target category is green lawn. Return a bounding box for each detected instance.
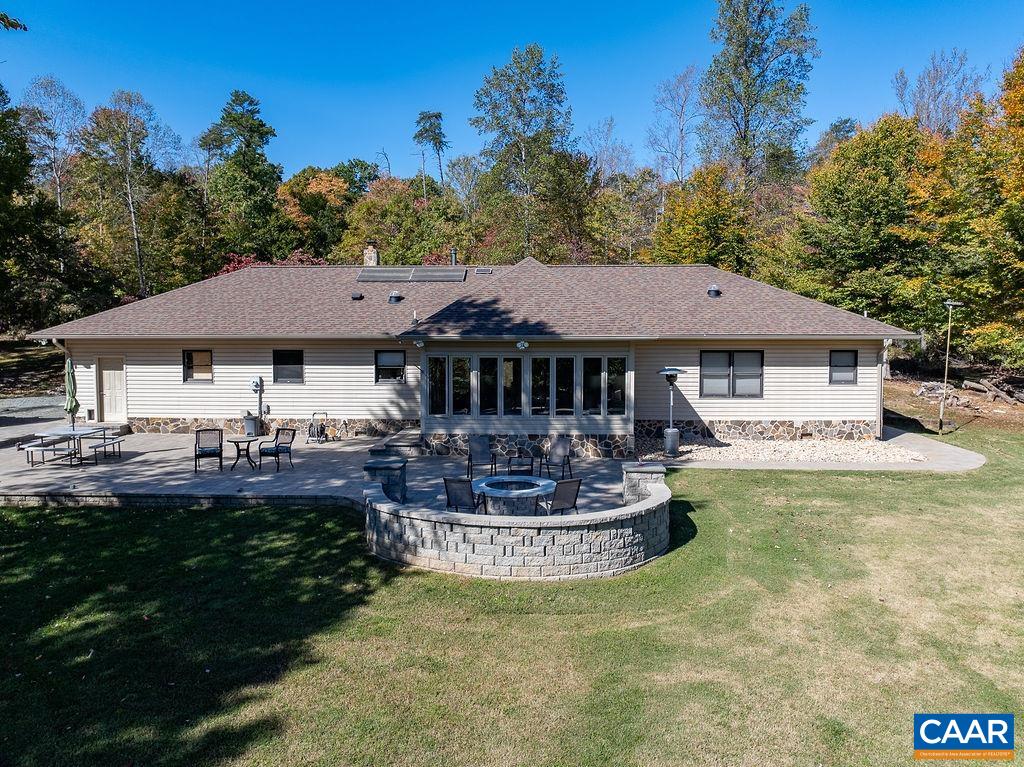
[2,425,1022,766]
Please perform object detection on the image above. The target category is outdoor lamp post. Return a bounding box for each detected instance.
[657,367,685,456]
[938,299,964,434]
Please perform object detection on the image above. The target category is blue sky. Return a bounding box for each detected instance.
[2,0,1023,178]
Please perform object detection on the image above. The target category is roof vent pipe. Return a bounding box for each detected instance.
[450,246,457,266]
[707,284,722,298]
[387,290,403,304]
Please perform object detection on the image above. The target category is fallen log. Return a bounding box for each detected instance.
[962,380,989,393]
[980,378,1017,406]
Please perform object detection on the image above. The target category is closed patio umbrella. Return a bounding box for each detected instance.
[64,357,79,430]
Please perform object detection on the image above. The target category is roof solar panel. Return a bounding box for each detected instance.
[410,267,467,282]
[356,268,414,282]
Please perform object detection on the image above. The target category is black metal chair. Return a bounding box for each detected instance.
[258,428,296,471]
[444,477,483,513]
[540,478,581,515]
[505,448,535,476]
[194,428,223,472]
[466,435,497,479]
[540,436,573,479]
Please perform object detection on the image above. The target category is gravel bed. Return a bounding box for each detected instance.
[637,436,925,464]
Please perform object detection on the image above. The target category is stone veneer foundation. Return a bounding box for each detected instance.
[424,432,634,459]
[634,419,877,441]
[128,416,418,437]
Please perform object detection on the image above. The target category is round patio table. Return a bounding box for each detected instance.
[472,475,556,516]
[227,435,259,471]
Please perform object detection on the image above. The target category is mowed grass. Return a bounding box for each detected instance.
[1,425,1022,766]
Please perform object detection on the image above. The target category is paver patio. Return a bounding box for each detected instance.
[0,426,984,509]
[0,432,626,511]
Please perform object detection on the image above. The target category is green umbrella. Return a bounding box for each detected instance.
[63,357,80,429]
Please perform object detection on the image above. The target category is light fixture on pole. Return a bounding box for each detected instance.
[938,299,963,433]
[657,367,685,456]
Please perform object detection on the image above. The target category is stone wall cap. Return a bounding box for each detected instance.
[363,457,408,469]
[621,462,667,474]
[364,483,671,528]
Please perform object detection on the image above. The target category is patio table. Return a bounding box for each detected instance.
[471,475,556,516]
[226,435,259,471]
[33,426,107,465]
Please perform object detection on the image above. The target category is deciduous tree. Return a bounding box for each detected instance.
[647,66,699,184]
[413,111,450,186]
[699,0,819,186]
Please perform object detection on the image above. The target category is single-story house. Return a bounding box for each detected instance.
[28,252,917,457]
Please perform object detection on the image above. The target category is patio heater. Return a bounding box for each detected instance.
[657,367,685,456]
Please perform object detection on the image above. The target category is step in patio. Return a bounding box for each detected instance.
[369,428,423,457]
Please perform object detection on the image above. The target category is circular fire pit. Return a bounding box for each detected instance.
[471,475,556,515]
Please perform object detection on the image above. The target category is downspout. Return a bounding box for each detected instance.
[877,340,891,439]
[50,338,70,357]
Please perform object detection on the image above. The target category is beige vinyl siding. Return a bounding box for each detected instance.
[66,339,419,421]
[634,339,881,421]
[421,341,633,434]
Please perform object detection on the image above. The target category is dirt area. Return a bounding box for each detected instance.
[0,340,65,398]
[885,378,1024,433]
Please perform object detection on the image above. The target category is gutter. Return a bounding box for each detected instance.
[25,332,921,342]
[397,333,921,342]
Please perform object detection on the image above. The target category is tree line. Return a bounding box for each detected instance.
[1,1,1022,368]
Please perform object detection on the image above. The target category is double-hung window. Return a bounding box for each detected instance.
[503,357,524,415]
[531,358,551,415]
[829,350,858,384]
[426,353,626,417]
[427,356,447,416]
[700,351,763,398]
[374,350,406,383]
[272,349,304,384]
[183,350,213,382]
[581,356,628,415]
[554,357,575,415]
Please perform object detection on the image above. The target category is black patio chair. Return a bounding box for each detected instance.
[466,435,497,479]
[539,436,573,479]
[258,428,296,471]
[194,428,223,473]
[539,478,582,515]
[444,477,483,513]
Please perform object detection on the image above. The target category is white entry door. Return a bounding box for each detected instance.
[98,357,126,422]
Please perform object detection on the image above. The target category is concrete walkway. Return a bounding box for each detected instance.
[663,427,986,472]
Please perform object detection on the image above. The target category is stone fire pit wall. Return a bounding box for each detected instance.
[362,465,671,581]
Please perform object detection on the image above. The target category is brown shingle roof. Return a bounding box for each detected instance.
[29,258,915,340]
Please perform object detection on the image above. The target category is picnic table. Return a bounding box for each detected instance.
[28,425,109,466]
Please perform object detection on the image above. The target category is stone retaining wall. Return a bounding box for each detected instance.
[634,419,876,441]
[424,432,634,459]
[129,416,417,438]
[363,483,672,581]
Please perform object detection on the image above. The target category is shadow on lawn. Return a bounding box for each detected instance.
[0,503,398,766]
[667,499,700,552]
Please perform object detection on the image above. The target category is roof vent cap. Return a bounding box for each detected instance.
[387,290,403,304]
[351,291,363,301]
[474,267,493,275]
[707,284,722,298]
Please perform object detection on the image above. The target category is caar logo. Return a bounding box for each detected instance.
[914,714,1014,760]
